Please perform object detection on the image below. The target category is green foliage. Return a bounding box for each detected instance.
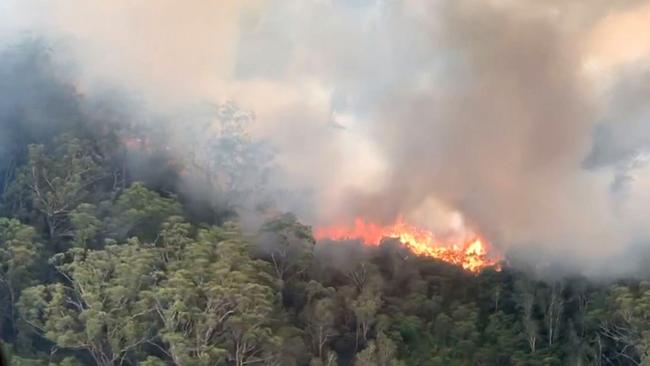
[69,204,102,248]
[105,182,181,240]
[5,136,106,240]
[154,221,280,366]
[18,242,161,366]
[0,218,42,289]
[259,213,315,287]
[599,283,650,363]
[139,356,166,366]
[3,109,650,366]
[354,332,402,366]
[302,281,338,363]
[0,218,42,336]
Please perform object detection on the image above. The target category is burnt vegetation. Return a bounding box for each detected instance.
[1,42,650,366]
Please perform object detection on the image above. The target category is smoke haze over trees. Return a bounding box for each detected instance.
[2,0,650,365]
[3,0,650,272]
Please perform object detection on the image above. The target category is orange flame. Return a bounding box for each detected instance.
[314,217,500,272]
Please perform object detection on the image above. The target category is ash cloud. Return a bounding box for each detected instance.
[3,0,650,274]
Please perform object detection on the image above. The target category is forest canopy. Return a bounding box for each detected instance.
[0,41,650,366]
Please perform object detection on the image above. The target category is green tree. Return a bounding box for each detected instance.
[481,312,524,364]
[302,281,338,364]
[105,182,181,240]
[449,304,479,359]
[258,213,314,287]
[354,332,402,366]
[7,136,106,240]
[515,279,539,354]
[600,283,650,364]
[69,203,102,248]
[154,221,280,366]
[0,218,42,335]
[541,281,564,347]
[352,286,381,349]
[18,242,161,366]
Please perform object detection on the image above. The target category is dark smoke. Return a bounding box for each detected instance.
[0,40,85,192]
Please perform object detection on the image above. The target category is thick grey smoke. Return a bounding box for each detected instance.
[3,0,650,274]
[348,1,605,259]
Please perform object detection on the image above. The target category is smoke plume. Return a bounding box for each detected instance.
[3,0,650,275]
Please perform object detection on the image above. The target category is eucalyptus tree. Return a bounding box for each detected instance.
[0,218,42,336]
[19,241,161,366]
[6,136,107,241]
[153,220,281,366]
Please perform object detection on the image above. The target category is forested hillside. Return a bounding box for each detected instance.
[1,43,650,366]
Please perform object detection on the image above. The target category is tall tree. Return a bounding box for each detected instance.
[174,102,274,212]
[354,332,402,366]
[302,281,338,365]
[0,218,42,336]
[18,242,161,366]
[6,136,107,240]
[542,281,564,347]
[105,182,181,241]
[515,279,539,354]
[352,286,381,349]
[600,284,650,365]
[154,221,280,366]
[258,213,314,287]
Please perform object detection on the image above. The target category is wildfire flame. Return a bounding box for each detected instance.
[314,217,500,272]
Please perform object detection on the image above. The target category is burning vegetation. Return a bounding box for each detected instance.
[314,217,500,272]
